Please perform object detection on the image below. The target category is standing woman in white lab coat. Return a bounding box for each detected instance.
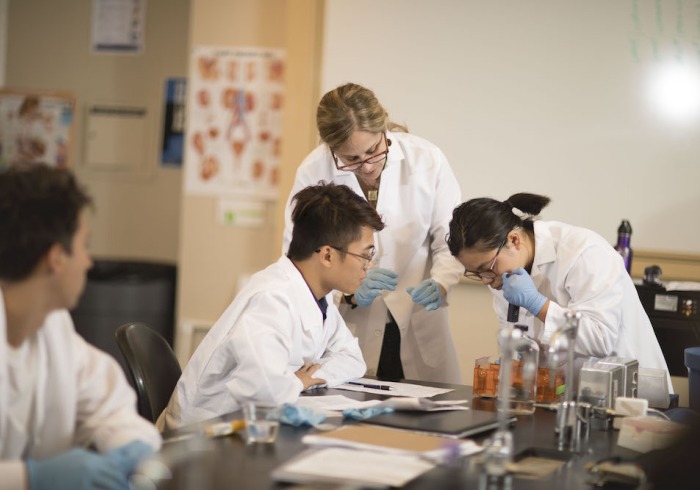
[446,193,671,388]
[282,83,464,383]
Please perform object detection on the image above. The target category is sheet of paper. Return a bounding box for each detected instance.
[295,395,382,411]
[336,378,454,398]
[380,397,469,411]
[273,447,435,488]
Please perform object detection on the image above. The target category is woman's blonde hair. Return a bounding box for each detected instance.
[316,83,407,150]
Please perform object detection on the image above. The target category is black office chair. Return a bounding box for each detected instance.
[115,322,182,423]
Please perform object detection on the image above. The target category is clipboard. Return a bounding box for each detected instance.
[362,407,514,439]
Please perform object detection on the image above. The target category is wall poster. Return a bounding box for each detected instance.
[160,77,186,167]
[184,46,285,200]
[91,0,146,54]
[0,89,75,169]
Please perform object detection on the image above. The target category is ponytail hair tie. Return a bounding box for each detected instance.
[511,206,530,219]
[504,199,529,220]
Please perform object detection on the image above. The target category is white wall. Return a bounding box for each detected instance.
[448,283,500,383]
[322,0,700,254]
[322,0,692,403]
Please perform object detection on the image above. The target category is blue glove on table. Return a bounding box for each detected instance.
[342,406,395,421]
[406,279,443,311]
[27,448,127,490]
[105,440,154,476]
[502,268,547,316]
[354,268,398,308]
[280,403,326,427]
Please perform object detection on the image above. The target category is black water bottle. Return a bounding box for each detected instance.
[614,219,633,273]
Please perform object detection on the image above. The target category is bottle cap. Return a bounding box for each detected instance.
[618,220,632,235]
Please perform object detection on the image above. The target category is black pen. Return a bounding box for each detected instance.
[347,381,394,391]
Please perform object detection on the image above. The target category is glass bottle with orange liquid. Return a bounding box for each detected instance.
[473,336,565,405]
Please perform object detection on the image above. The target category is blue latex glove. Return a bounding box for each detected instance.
[27,448,127,490]
[280,403,326,427]
[502,268,547,316]
[354,268,398,308]
[105,440,154,476]
[406,279,443,311]
[342,406,395,421]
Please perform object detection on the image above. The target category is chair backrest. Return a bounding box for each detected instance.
[115,322,182,423]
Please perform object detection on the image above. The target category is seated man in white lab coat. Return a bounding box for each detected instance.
[159,182,381,430]
[0,163,161,490]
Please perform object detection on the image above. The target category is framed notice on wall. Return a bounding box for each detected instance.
[0,89,76,169]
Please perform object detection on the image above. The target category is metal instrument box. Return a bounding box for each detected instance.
[594,357,639,398]
[578,363,625,408]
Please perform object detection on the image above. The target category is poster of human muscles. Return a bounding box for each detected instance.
[184,46,285,200]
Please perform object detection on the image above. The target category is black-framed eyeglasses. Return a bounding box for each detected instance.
[331,133,389,171]
[463,237,506,281]
[326,245,376,269]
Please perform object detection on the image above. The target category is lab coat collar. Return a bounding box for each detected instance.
[279,256,329,331]
[385,130,406,167]
[376,131,404,187]
[531,221,556,280]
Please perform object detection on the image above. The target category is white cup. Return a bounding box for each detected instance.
[242,402,280,444]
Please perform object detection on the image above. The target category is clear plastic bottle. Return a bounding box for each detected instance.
[614,219,633,273]
[536,345,566,404]
[507,326,540,414]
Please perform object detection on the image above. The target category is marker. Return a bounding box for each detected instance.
[204,419,246,437]
[347,381,394,391]
[164,419,246,444]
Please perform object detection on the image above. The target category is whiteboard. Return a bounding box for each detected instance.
[321,0,700,253]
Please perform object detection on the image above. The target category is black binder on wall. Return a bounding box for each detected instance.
[636,284,700,377]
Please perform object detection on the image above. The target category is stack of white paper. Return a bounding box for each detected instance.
[272,447,436,488]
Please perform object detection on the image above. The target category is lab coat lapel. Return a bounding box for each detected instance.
[374,131,403,213]
[326,131,404,210]
[0,292,46,454]
[374,134,412,327]
[327,153,362,194]
[282,257,324,338]
[30,330,48,452]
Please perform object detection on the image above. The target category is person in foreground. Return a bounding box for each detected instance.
[446,192,671,388]
[159,182,379,430]
[282,82,464,383]
[0,163,160,490]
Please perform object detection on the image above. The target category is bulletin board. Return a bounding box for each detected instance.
[0,89,75,169]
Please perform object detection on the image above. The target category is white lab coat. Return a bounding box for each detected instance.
[158,256,366,430]
[282,131,464,383]
[491,221,672,389]
[0,292,161,490]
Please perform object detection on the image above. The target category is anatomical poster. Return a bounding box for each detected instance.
[184,46,285,200]
[0,90,75,169]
